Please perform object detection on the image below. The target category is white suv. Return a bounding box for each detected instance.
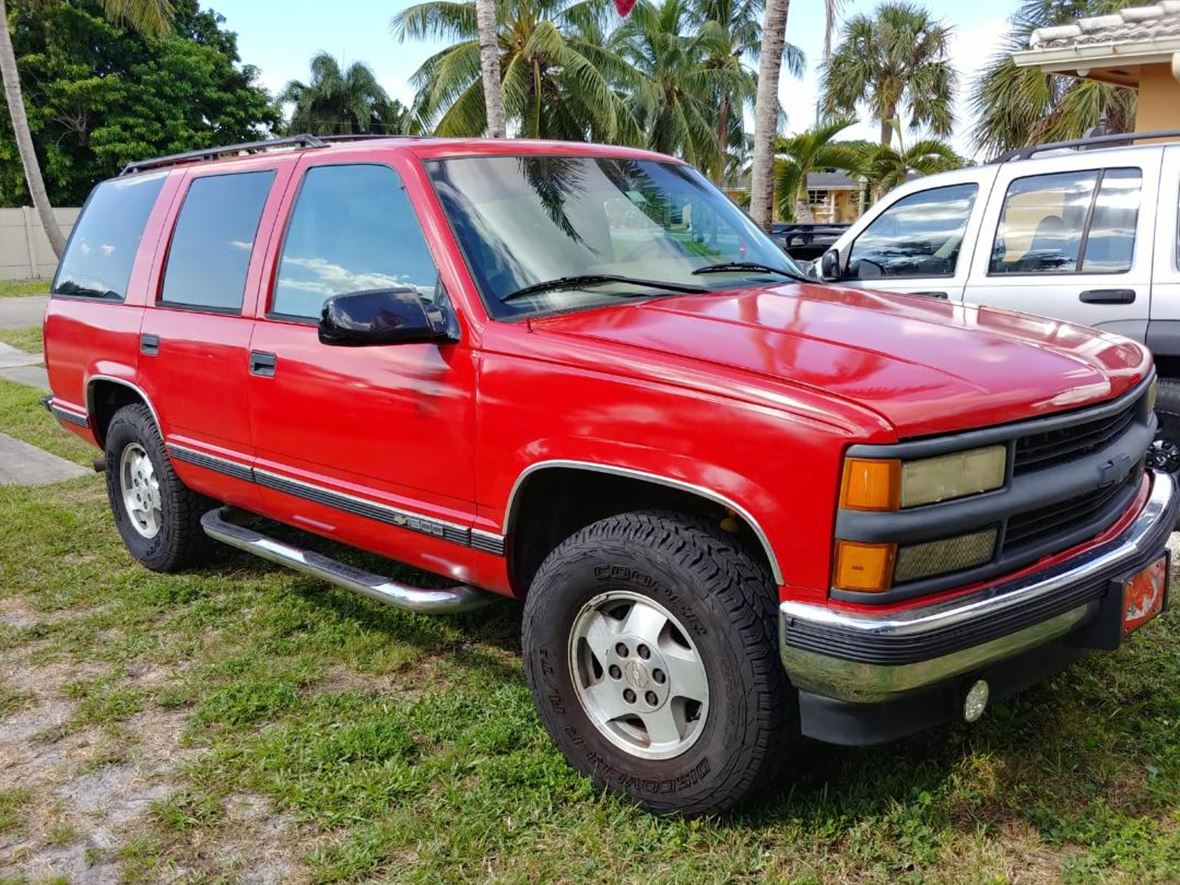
[818,130,1180,474]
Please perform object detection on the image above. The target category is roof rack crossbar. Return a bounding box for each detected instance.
[119,134,327,176]
[993,129,1180,163]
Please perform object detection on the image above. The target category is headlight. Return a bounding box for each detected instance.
[900,445,1007,508]
[840,445,1007,511]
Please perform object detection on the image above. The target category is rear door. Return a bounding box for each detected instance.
[829,169,994,301]
[139,160,293,507]
[961,149,1162,338]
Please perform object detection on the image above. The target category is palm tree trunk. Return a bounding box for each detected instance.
[0,0,65,259]
[475,0,506,139]
[713,93,729,186]
[750,0,790,231]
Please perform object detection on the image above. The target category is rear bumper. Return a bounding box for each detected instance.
[779,470,1176,740]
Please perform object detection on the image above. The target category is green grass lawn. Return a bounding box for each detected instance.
[0,324,43,355]
[1,376,1178,881]
[0,278,49,297]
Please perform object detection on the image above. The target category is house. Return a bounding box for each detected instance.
[1011,1,1180,136]
[801,172,864,224]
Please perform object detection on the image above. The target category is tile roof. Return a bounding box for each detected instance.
[805,172,860,189]
[1030,1,1180,50]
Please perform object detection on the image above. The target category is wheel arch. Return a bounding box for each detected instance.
[503,460,783,595]
[85,376,161,449]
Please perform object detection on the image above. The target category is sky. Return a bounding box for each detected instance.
[206,0,1021,161]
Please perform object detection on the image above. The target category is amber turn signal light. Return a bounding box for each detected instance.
[833,540,896,592]
[839,458,901,511]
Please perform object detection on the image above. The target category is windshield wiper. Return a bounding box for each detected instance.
[691,261,809,283]
[500,274,709,304]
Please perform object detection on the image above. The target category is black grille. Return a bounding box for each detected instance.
[1004,465,1143,550]
[1013,400,1137,474]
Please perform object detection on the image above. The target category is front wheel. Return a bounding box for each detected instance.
[522,510,793,815]
[1150,378,1180,477]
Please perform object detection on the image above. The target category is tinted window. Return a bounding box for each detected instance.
[272,165,438,319]
[847,184,977,280]
[160,171,274,311]
[1081,168,1141,273]
[52,173,166,300]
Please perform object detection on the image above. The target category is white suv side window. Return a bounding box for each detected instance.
[846,183,978,280]
[989,168,1141,276]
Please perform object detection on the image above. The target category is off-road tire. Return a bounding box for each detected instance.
[1150,378,1180,478]
[103,403,213,572]
[522,510,794,815]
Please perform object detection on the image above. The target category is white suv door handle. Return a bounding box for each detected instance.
[1079,289,1136,304]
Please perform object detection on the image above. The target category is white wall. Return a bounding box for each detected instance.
[0,207,79,281]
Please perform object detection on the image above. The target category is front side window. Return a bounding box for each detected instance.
[160,170,275,312]
[989,168,1142,275]
[53,173,166,300]
[271,164,438,319]
[426,155,800,319]
[847,183,978,280]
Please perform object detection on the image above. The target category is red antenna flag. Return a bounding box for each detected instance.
[613,0,636,15]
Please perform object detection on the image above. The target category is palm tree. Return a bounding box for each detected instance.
[970,0,1138,158]
[281,53,402,135]
[823,0,845,65]
[861,136,960,196]
[822,1,956,146]
[0,0,173,258]
[617,0,734,169]
[392,0,638,142]
[749,0,790,230]
[773,117,861,220]
[690,0,803,184]
[475,0,506,137]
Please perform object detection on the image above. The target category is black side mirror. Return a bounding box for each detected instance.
[819,248,842,282]
[319,288,457,347]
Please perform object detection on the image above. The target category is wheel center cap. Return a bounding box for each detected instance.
[623,659,650,689]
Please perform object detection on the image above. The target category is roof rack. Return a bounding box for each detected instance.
[993,128,1180,163]
[119,134,327,176]
[316,133,418,143]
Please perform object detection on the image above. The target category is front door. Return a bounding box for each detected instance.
[246,160,478,551]
[961,151,1162,338]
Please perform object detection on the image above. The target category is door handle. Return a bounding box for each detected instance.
[910,291,948,299]
[249,350,276,377]
[1079,288,1136,304]
[140,333,159,356]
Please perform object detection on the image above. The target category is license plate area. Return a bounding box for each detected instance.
[1120,553,1169,638]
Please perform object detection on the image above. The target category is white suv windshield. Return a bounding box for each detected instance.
[426,155,802,318]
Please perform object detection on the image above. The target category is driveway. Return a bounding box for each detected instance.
[0,295,47,329]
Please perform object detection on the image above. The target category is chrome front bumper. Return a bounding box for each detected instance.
[779,471,1177,704]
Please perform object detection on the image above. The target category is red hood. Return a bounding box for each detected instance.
[531,284,1151,438]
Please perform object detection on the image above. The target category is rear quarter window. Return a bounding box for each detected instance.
[52,173,167,300]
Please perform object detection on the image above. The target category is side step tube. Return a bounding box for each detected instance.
[200,508,497,614]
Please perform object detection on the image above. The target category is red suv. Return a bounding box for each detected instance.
[43,134,1175,815]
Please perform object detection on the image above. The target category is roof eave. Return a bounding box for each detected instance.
[1012,37,1180,75]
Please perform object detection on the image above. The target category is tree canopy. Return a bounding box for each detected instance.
[0,0,277,206]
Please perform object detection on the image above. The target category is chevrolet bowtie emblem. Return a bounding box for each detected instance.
[1098,453,1133,486]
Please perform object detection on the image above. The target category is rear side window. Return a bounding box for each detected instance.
[52,173,166,300]
[270,164,437,319]
[989,168,1141,275]
[846,183,978,280]
[160,170,275,312]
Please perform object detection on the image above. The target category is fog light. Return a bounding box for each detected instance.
[964,680,990,723]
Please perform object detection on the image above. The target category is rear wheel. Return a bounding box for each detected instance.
[522,510,793,815]
[104,404,213,572]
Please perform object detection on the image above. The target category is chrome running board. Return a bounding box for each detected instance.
[200,508,497,614]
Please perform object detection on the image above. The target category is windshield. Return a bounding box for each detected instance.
[425,155,803,318]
